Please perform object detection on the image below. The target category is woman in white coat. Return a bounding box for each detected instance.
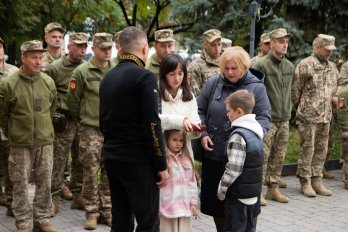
[159,53,202,160]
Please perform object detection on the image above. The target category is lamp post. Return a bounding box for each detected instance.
[230,0,278,58]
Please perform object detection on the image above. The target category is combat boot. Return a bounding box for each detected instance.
[0,193,6,206]
[312,179,332,196]
[61,184,73,200]
[16,227,30,232]
[84,215,98,230]
[300,179,316,197]
[260,195,267,206]
[265,186,289,203]
[344,181,348,189]
[279,179,287,188]
[71,193,85,210]
[50,200,59,217]
[6,205,14,217]
[323,169,335,179]
[33,221,57,232]
[99,212,112,227]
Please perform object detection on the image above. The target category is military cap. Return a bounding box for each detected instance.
[113,30,123,43]
[315,34,336,50]
[154,29,175,42]
[69,32,88,44]
[93,32,113,48]
[269,28,292,40]
[0,37,4,45]
[222,38,232,49]
[203,29,222,43]
[260,33,271,43]
[20,40,46,54]
[44,22,65,34]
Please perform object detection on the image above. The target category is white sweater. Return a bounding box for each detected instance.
[159,88,201,160]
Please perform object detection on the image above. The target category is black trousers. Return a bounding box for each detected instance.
[104,160,160,232]
[224,197,255,232]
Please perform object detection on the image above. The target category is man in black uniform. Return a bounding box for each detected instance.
[100,26,169,232]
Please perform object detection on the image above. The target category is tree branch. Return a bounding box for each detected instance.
[132,3,137,26]
[114,0,131,26]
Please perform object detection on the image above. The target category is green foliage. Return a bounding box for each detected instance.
[285,126,341,164]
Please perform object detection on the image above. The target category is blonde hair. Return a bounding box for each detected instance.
[164,130,195,178]
[219,46,251,77]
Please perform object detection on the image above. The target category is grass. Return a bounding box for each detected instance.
[193,126,341,166]
[285,126,341,164]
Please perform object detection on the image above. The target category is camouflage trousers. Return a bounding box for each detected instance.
[79,124,111,218]
[263,121,289,186]
[8,145,53,229]
[340,137,348,183]
[296,123,329,181]
[51,119,83,201]
[0,138,12,206]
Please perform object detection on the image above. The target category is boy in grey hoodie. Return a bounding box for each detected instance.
[217,89,264,232]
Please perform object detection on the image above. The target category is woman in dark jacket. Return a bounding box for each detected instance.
[197,46,271,232]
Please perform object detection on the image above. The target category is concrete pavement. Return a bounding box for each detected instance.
[1,170,347,232]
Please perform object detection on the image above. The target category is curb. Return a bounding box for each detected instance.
[282,159,343,176]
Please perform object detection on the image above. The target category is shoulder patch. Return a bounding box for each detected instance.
[69,79,77,90]
[339,98,345,109]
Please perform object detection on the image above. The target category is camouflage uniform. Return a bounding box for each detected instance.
[337,85,348,188]
[145,54,160,77]
[41,22,65,72]
[145,29,175,78]
[67,33,113,221]
[292,35,339,182]
[0,40,57,229]
[112,30,123,65]
[46,33,88,203]
[250,32,271,67]
[338,61,348,165]
[188,49,220,96]
[250,53,263,67]
[252,28,294,189]
[0,42,18,208]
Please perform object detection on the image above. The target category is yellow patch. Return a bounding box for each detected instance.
[69,80,76,90]
[339,98,345,109]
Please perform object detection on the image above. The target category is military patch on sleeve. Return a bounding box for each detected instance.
[69,79,77,90]
[339,98,345,109]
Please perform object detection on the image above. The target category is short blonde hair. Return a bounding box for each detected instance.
[219,46,251,77]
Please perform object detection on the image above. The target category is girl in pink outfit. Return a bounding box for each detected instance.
[160,130,200,232]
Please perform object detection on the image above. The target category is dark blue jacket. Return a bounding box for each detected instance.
[197,69,271,162]
[226,127,263,199]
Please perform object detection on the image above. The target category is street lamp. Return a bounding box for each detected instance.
[230,0,279,58]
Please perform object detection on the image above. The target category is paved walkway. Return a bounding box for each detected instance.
[1,170,347,232]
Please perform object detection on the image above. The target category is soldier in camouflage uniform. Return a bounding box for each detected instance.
[42,22,73,200]
[145,29,175,77]
[252,28,294,205]
[42,22,65,72]
[67,33,114,230]
[0,40,57,232]
[188,29,222,96]
[337,85,348,190]
[0,36,18,216]
[46,33,88,216]
[250,32,271,66]
[292,34,339,197]
[112,30,123,65]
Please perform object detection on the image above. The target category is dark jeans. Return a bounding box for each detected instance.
[224,197,255,232]
[104,160,160,232]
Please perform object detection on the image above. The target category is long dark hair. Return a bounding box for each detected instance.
[159,53,193,102]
